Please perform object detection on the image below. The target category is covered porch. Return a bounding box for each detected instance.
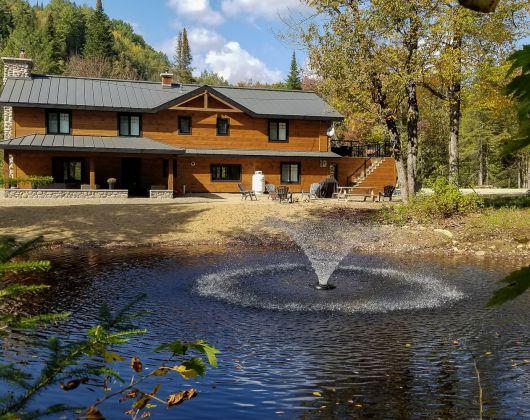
[0,134,184,198]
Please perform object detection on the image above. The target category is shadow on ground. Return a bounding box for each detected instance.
[0,203,209,245]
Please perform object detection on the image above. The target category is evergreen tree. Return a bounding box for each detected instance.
[173,28,194,83]
[286,52,302,90]
[83,0,114,59]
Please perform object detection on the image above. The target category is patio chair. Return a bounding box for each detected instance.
[277,185,293,203]
[378,185,396,202]
[238,183,257,201]
[265,183,279,200]
[301,183,320,201]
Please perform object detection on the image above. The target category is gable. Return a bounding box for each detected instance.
[168,91,242,113]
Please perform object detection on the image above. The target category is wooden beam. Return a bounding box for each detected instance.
[171,107,242,113]
[168,158,174,191]
[89,157,95,190]
[204,93,208,109]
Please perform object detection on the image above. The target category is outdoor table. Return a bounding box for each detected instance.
[335,186,376,202]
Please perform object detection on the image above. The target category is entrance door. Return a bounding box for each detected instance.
[121,158,144,196]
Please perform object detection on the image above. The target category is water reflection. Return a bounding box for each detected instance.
[1,246,528,419]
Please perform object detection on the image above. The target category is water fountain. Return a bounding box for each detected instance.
[194,216,465,313]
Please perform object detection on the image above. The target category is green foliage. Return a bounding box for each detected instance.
[385,178,484,223]
[173,28,194,83]
[484,194,530,209]
[506,45,530,153]
[0,0,170,81]
[83,0,114,60]
[487,266,530,307]
[0,175,53,188]
[195,70,230,86]
[286,51,302,90]
[0,236,219,418]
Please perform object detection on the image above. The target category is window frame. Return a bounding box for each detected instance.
[178,116,192,135]
[46,110,72,135]
[216,117,230,136]
[268,119,289,142]
[52,157,85,184]
[118,113,142,137]
[280,162,301,184]
[210,164,242,182]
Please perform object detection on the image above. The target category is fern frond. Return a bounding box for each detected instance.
[0,261,50,275]
[0,284,50,299]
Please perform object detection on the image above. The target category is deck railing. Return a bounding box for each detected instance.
[331,141,392,158]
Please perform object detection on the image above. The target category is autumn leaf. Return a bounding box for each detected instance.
[60,377,88,391]
[175,365,199,379]
[84,405,105,420]
[153,366,170,376]
[119,389,139,403]
[131,356,143,373]
[103,351,124,363]
[133,385,161,410]
[312,391,322,397]
[167,388,198,407]
[141,411,151,418]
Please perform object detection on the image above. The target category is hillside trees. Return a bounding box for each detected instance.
[173,28,194,83]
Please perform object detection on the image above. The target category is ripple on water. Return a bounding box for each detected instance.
[193,262,465,313]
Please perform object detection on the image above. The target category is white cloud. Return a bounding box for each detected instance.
[205,41,282,83]
[220,0,310,21]
[167,0,224,26]
[187,28,226,54]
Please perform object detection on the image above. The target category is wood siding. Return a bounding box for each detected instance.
[13,107,330,152]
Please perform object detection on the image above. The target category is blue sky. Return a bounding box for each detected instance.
[30,0,312,84]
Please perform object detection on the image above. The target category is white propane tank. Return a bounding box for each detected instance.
[252,171,265,194]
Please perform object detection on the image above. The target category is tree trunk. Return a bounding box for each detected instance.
[370,72,409,201]
[448,34,462,185]
[406,82,419,196]
[527,156,530,189]
[478,141,487,187]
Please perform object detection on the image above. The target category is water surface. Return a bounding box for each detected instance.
[2,246,529,419]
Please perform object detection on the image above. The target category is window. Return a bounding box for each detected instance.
[269,119,288,141]
[281,163,300,184]
[119,114,141,136]
[52,157,83,183]
[46,110,71,134]
[211,164,241,181]
[178,116,192,134]
[216,117,229,136]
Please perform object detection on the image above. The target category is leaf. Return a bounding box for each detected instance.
[133,394,152,410]
[84,406,105,420]
[119,389,139,403]
[181,357,207,377]
[312,391,322,397]
[175,365,198,379]
[189,340,220,368]
[167,388,198,407]
[103,351,124,363]
[487,266,530,307]
[153,366,170,376]
[130,356,143,373]
[59,377,88,391]
[155,340,188,356]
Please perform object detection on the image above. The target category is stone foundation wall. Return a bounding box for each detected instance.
[3,189,129,199]
[149,190,174,199]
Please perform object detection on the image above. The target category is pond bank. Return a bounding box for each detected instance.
[0,195,528,264]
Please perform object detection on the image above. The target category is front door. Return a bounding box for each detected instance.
[121,158,144,196]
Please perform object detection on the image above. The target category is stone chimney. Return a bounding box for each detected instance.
[2,50,33,139]
[160,72,173,88]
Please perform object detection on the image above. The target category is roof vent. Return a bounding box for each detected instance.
[160,72,173,88]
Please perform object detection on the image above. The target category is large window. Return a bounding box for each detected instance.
[211,164,241,181]
[46,110,71,134]
[178,116,192,134]
[269,119,288,142]
[216,117,230,136]
[281,162,300,184]
[119,114,141,136]
[52,157,83,183]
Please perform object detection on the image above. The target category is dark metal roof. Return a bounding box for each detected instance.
[0,134,185,155]
[184,148,341,158]
[0,75,344,120]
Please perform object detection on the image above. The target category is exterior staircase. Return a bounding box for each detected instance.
[346,157,397,192]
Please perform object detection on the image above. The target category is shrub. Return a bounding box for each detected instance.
[385,177,483,224]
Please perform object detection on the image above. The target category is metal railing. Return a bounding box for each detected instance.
[331,141,392,158]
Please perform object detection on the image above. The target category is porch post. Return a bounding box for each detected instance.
[168,158,174,191]
[89,157,95,190]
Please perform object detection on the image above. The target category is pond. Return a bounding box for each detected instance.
[2,246,530,419]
